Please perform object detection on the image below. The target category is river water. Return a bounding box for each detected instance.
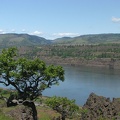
[1,65,120,106]
[43,65,120,106]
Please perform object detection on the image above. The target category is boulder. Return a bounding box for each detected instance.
[81,93,120,120]
[6,105,33,120]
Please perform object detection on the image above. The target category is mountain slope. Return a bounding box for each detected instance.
[1,33,120,48]
[0,33,51,48]
[53,33,120,45]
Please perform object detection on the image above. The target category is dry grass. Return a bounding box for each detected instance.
[37,106,60,120]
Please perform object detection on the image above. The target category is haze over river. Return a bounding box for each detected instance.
[43,65,120,106]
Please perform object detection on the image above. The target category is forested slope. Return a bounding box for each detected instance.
[17,44,120,69]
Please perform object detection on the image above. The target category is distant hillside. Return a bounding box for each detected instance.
[1,33,120,49]
[0,33,51,48]
[53,37,72,43]
[53,33,120,45]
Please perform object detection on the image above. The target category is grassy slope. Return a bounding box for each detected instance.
[0,33,50,48]
[0,105,60,120]
[1,33,120,49]
[53,33,120,45]
[0,114,14,120]
[0,88,59,120]
[0,99,60,120]
[0,88,81,120]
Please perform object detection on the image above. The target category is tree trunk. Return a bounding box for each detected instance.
[23,100,38,120]
[62,116,65,120]
[7,95,18,107]
[61,112,66,120]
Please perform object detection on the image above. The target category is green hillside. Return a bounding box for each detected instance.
[0,33,51,48]
[1,33,120,49]
[53,33,120,45]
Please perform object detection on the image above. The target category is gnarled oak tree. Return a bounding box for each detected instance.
[0,47,64,120]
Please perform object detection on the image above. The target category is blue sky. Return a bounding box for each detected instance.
[0,0,120,39]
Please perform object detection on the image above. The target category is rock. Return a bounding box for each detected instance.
[52,116,61,120]
[81,93,120,120]
[6,105,33,120]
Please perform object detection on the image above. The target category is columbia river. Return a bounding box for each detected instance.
[43,65,120,106]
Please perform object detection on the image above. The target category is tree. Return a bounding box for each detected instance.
[46,96,79,120]
[0,47,64,120]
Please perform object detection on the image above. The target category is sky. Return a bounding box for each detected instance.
[0,0,120,39]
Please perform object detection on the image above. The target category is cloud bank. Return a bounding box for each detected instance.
[0,29,5,34]
[53,32,80,38]
[112,17,120,23]
[30,31,43,36]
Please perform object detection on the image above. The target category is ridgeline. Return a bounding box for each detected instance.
[1,33,120,69]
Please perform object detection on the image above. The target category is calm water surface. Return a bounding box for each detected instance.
[43,65,120,106]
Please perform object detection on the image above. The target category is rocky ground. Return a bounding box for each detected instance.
[82,93,120,120]
[1,92,120,120]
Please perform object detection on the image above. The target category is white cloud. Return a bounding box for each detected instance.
[30,31,43,36]
[22,29,26,32]
[0,29,5,34]
[112,17,120,23]
[53,32,80,37]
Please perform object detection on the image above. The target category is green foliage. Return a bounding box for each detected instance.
[0,89,10,95]
[80,108,88,118]
[0,47,64,101]
[45,96,79,119]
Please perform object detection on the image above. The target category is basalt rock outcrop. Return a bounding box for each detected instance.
[81,93,120,120]
[6,105,33,120]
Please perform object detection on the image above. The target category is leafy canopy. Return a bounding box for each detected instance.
[46,96,79,119]
[0,47,64,100]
